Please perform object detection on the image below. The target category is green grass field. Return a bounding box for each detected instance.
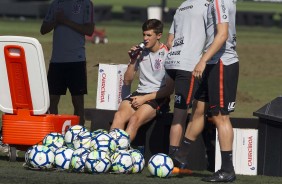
[1,153,282,184]
[0,2,282,183]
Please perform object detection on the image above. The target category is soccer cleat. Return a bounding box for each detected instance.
[201,169,236,182]
[171,154,189,169]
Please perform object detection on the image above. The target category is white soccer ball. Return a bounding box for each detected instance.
[110,150,133,173]
[25,146,35,166]
[108,128,130,150]
[91,129,108,138]
[85,150,111,173]
[90,132,116,155]
[54,147,74,170]
[70,148,89,172]
[148,153,174,178]
[73,131,92,150]
[28,145,55,169]
[64,125,87,148]
[42,132,64,152]
[128,149,145,173]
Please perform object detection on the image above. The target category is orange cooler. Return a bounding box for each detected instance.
[0,36,79,159]
[2,110,78,146]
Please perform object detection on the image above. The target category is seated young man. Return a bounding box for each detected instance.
[110,19,171,142]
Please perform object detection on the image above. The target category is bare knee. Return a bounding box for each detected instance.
[212,114,230,126]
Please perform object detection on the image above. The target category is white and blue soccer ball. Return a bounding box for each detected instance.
[28,145,55,169]
[148,153,174,178]
[25,146,35,166]
[70,148,89,172]
[90,132,116,155]
[110,150,133,173]
[85,150,111,173]
[108,128,130,150]
[128,149,145,173]
[42,132,64,152]
[64,125,87,148]
[73,131,92,150]
[91,129,108,138]
[54,147,74,170]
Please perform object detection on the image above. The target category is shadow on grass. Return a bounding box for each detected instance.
[146,171,210,179]
[0,154,25,162]
[0,155,9,161]
[171,172,210,178]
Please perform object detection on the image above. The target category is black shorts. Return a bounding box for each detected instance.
[47,62,87,95]
[125,91,170,115]
[195,60,239,115]
[166,69,197,109]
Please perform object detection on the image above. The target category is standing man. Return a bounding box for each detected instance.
[173,0,239,182]
[40,0,94,126]
[110,19,170,142]
[134,0,210,156]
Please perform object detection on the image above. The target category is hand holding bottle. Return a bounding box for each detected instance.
[128,42,146,60]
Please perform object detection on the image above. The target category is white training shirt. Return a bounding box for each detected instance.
[165,0,210,71]
[205,0,239,65]
[44,0,94,63]
[135,43,169,93]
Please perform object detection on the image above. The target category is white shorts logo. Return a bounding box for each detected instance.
[175,95,182,104]
[228,102,236,111]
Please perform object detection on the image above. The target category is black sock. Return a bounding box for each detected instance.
[174,137,194,159]
[169,145,179,156]
[221,151,234,173]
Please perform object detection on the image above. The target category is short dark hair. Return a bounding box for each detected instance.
[142,19,163,35]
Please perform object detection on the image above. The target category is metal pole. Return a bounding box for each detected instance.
[161,0,167,21]
[161,0,167,10]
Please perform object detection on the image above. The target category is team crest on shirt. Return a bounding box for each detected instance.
[72,2,81,14]
[154,59,162,70]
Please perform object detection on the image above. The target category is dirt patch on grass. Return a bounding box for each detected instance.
[236,91,260,103]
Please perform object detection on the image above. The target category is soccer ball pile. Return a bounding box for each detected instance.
[25,126,146,174]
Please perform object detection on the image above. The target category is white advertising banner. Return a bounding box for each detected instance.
[215,128,258,175]
[96,63,129,110]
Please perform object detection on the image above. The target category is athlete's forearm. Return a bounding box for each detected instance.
[166,33,174,50]
[123,62,136,85]
[143,85,173,102]
[55,10,94,36]
[40,21,56,35]
[63,20,94,36]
